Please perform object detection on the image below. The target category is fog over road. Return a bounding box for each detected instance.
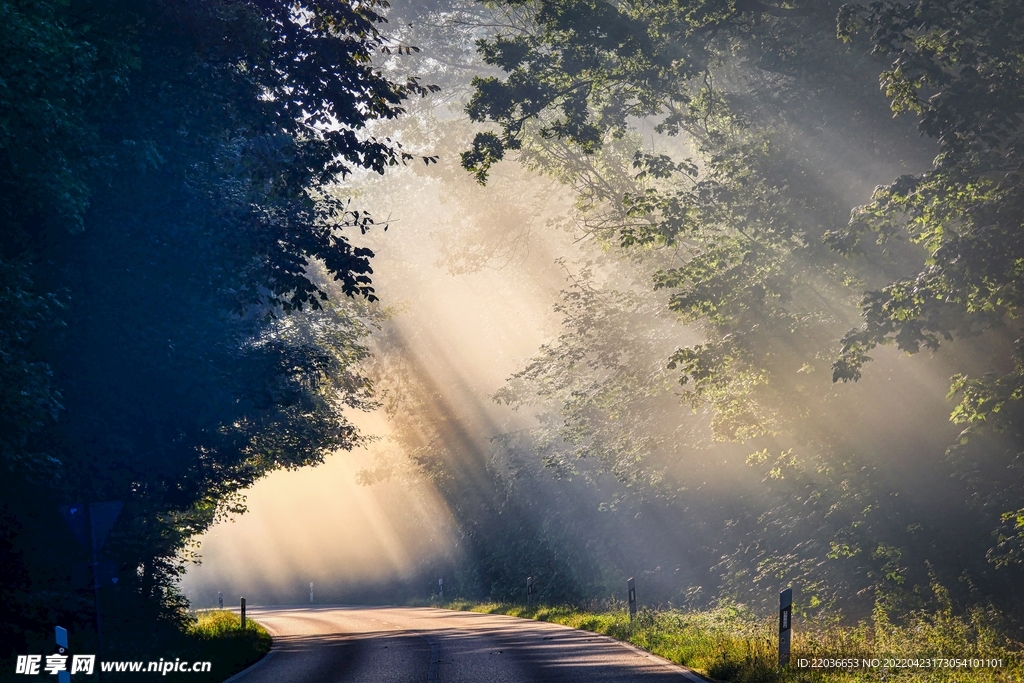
[228,606,705,683]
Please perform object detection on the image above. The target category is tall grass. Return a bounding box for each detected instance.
[175,610,271,682]
[447,599,1022,683]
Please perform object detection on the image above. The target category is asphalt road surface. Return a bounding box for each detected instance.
[226,606,707,683]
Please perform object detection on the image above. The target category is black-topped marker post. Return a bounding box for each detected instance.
[778,588,793,667]
[627,578,637,621]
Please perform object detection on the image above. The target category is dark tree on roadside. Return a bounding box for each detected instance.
[0,0,433,654]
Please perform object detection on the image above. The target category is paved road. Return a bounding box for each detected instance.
[227,606,706,683]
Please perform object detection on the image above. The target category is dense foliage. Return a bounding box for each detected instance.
[402,0,1024,616]
[833,0,1024,571]
[0,0,425,656]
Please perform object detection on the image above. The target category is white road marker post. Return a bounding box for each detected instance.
[55,626,70,683]
[218,592,223,609]
[310,582,314,604]
[438,577,443,601]
[240,597,246,631]
[527,576,535,610]
[627,578,637,621]
[779,588,793,667]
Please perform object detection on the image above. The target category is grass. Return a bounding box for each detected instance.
[444,600,1023,683]
[0,610,269,683]
[175,610,272,682]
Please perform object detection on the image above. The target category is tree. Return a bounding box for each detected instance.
[831,0,1024,568]
[458,0,1024,613]
[0,0,430,652]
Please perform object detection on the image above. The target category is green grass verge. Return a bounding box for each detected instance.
[0,610,270,683]
[173,610,271,682]
[444,601,1022,683]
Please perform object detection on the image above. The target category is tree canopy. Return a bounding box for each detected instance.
[0,0,429,653]
[428,0,1024,613]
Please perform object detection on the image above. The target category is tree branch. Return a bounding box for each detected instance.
[735,0,812,17]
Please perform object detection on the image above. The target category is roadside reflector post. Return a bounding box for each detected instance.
[779,588,793,667]
[55,626,70,683]
[527,576,534,610]
[438,577,443,600]
[218,591,223,609]
[310,582,314,604]
[240,597,246,630]
[627,578,637,621]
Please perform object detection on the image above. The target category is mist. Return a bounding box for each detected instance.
[181,135,583,604]
[182,0,1024,620]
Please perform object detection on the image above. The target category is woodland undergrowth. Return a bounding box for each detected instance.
[447,598,1022,683]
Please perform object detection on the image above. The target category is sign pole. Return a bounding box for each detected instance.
[85,505,103,658]
[779,588,793,667]
[59,500,122,659]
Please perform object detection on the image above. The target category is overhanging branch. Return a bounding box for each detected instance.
[735,0,812,17]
